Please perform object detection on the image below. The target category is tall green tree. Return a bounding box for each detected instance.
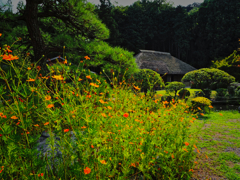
[0,0,140,80]
[94,0,120,46]
[190,0,240,68]
[210,50,240,82]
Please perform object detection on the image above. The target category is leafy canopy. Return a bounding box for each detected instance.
[182,68,235,90]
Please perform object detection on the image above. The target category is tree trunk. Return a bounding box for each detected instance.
[25,0,50,77]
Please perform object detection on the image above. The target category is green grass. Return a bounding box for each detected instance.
[187,110,240,180]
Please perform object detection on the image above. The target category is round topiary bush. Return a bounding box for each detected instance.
[129,69,165,97]
[202,88,211,99]
[209,82,218,90]
[190,97,212,114]
[227,85,235,97]
[216,82,228,89]
[165,81,186,100]
[178,89,190,99]
[236,87,240,97]
[216,88,227,97]
[194,91,205,97]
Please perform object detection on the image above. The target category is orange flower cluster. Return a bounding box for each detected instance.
[0,37,19,61]
[1,54,19,61]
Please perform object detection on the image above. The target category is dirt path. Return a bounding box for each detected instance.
[190,118,240,180]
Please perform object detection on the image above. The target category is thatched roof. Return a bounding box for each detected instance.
[134,50,197,74]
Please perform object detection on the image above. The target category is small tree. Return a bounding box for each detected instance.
[165,81,186,99]
[129,69,165,98]
[182,68,235,91]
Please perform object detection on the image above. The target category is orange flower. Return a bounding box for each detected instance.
[6,48,12,53]
[219,113,223,116]
[91,145,94,148]
[86,75,92,80]
[123,113,129,118]
[84,56,90,60]
[133,85,140,90]
[0,33,2,36]
[171,154,174,159]
[2,54,19,61]
[101,113,107,117]
[52,75,64,80]
[64,129,69,133]
[200,113,204,116]
[11,116,18,119]
[47,104,54,108]
[209,105,213,108]
[100,160,107,164]
[64,60,67,64]
[130,163,136,167]
[84,167,91,174]
[90,83,99,88]
[86,95,91,98]
[37,173,44,177]
[189,169,194,172]
[78,78,83,81]
[81,126,87,129]
[184,142,189,146]
[45,95,51,101]
[36,66,41,71]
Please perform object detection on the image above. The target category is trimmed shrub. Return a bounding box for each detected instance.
[216,88,227,97]
[178,88,190,99]
[202,88,211,99]
[216,82,228,89]
[165,81,185,99]
[227,85,235,96]
[182,68,235,90]
[194,91,205,97]
[209,82,217,90]
[129,69,165,98]
[236,87,240,97]
[190,97,212,114]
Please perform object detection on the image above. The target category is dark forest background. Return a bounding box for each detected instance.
[94,0,240,69]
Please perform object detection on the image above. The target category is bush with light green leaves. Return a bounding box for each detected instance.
[128,69,165,98]
[182,68,235,90]
[165,81,186,99]
[189,97,212,114]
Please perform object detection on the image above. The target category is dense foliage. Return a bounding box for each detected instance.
[128,68,165,97]
[182,68,235,90]
[94,0,240,69]
[190,97,212,114]
[0,0,140,83]
[210,50,240,82]
[165,81,185,99]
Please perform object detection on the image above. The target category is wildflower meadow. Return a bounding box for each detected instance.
[0,34,203,180]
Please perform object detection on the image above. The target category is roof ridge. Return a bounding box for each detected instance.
[140,50,171,55]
